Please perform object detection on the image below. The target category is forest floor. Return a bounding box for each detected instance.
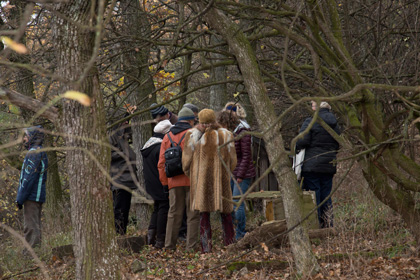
[1,164,420,279]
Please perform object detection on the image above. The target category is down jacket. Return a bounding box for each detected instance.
[296,108,340,174]
[182,126,237,213]
[233,120,256,180]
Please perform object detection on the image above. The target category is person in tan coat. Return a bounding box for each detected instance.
[182,109,237,253]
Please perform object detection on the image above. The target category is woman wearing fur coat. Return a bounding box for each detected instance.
[182,109,237,253]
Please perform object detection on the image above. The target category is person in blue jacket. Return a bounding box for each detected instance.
[16,126,48,248]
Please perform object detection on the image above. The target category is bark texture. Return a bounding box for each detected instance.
[53,1,119,279]
[119,0,155,194]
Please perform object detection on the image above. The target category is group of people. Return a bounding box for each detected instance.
[15,99,339,254]
[145,102,256,253]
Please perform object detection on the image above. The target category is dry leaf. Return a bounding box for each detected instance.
[1,36,28,54]
[62,91,91,106]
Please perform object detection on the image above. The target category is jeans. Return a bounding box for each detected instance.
[301,172,334,228]
[230,178,251,240]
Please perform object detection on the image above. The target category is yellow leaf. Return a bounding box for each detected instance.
[1,36,28,54]
[233,92,240,98]
[203,73,210,78]
[62,91,91,106]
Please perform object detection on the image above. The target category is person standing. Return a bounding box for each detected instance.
[157,107,200,251]
[223,103,256,240]
[141,119,172,248]
[296,101,340,228]
[109,116,137,235]
[16,126,48,249]
[150,103,178,125]
[182,109,237,253]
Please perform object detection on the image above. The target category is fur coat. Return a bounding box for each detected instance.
[182,126,237,213]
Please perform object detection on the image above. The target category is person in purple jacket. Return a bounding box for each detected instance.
[223,102,256,240]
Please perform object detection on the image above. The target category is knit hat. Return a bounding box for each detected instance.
[150,103,169,119]
[178,107,196,121]
[183,103,199,114]
[198,109,216,124]
[320,102,331,110]
[154,120,173,134]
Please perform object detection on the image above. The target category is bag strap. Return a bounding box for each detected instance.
[167,132,175,147]
[167,132,186,147]
[177,132,186,146]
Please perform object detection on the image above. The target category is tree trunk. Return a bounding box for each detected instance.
[200,5,320,276]
[209,35,228,110]
[119,0,154,195]
[53,1,119,279]
[44,131,64,223]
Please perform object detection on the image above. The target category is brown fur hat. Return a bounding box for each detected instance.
[198,109,216,124]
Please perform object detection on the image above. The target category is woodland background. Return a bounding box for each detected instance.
[1,0,420,279]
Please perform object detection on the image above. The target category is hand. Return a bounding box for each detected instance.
[16,202,23,210]
[237,178,243,184]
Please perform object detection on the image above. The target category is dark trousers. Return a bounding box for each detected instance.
[200,212,235,253]
[112,188,132,235]
[23,200,42,248]
[148,199,170,242]
[302,172,334,228]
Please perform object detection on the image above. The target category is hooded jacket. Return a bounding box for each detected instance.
[16,127,48,205]
[232,120,256,179]
[141,133,168,201]
[296,108,340,174]
[157,121,191,189]
[109,125,137,190]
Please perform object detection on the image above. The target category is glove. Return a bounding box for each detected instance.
[16,202,23,210]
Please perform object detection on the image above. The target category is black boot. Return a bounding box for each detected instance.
[147,229,156,245]
[154,238,165,249]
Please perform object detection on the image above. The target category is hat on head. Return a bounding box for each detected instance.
[178,107,196,121]
[150,103,169,119]
[224,102,247,119]
[183,103,199,114]
[154,120,173,134]
[198,109,216,124]
[320,102,331,110]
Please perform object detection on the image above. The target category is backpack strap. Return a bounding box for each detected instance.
[167,132,175,147]
[177,132,186,146]
[167,131,186,147]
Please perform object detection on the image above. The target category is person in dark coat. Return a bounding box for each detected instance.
[296,101,340,228]
[141,119,172,248]
[110,117,137,235]
[16,126,48,249]
[222,103,256,240]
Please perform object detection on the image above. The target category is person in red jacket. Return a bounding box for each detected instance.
[223,102,256,240]
[157,107,199,251]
